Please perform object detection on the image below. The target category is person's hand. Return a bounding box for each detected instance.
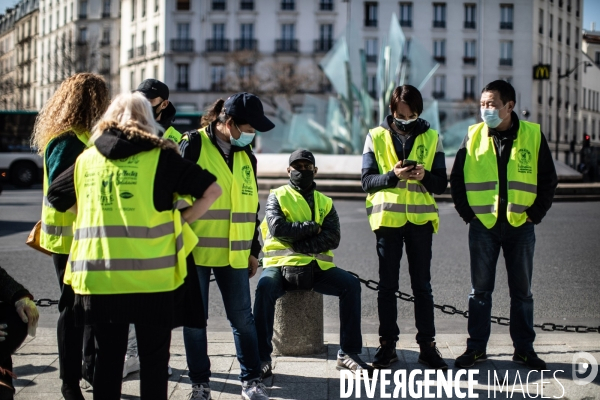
[0,324,7,342]
[408,165,425,181]
[248,255,259,278]
[15,297,39,337]
[393,161,415,180]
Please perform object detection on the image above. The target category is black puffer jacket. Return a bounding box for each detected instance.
[264,182,340,255]
[0,265,32,305]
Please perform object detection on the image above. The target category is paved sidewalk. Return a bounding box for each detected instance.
[11,328,600,399]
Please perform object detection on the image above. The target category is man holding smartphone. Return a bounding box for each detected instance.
[450,80,557,370]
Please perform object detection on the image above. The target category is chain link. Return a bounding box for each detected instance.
[348,271,600,334]
[34,298,59,307]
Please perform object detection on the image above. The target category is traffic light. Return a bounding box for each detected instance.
[583,134,590,148]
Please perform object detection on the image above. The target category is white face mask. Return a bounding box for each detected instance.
[230,123,255,147]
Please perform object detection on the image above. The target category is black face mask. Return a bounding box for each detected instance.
[394,118,418,132]
[152,103,163,119]
[289,169,314,190]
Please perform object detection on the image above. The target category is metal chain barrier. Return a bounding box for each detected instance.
[347,271,600,334]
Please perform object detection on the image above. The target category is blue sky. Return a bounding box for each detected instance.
[1,0,599,31]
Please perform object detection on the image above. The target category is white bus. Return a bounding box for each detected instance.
[0,111,42,188]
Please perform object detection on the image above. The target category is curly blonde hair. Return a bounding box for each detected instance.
[31,73,110,154]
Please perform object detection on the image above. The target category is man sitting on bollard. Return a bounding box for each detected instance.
[253,149,373,379]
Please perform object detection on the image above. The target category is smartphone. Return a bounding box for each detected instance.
[402,159,418,168]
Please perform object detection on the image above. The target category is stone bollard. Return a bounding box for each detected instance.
[272,291,327,356]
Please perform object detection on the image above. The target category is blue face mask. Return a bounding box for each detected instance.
[480,104,508,129]
[230,124,255,147]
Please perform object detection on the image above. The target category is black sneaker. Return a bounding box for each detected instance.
[513,350,547,370]
[454,349,488,368]
[260,362,273,380]
[418,342,448,370]
[372,339,398,368]
[337,353,375,378]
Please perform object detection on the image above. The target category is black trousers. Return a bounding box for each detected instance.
[93,323,171,400]
[0,302,28,394]
[53,253,95,383]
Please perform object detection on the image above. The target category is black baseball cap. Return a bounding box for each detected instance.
[134,79,169,100]
[223,92,275,132]
[289,149,316,166]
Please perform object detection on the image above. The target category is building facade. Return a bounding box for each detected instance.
[0,7,17,109]
[581,28,600,147]
[14,0,39,110]
[36,0,121,109]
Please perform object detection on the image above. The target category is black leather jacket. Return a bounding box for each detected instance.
[264,182,340,255]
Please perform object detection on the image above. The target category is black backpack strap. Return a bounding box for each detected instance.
[179,130,202,163]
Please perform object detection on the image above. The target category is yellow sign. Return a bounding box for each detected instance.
[533,64,551,80]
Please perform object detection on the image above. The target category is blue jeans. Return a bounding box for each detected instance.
[183,266,261,384]
[253,263,362,362]
[375,223,436,344]
[467,219,536,352]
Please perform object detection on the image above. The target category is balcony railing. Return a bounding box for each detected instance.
[102,12,111,18]
[565,101,569,110]
[500,22,513,30]
[366,54,377,63]
[99,66,110,74]
[240,1,254,10]
[319,2,333,11]
[499,58,513,66]
[538,95,543,104]
[314,39,333,52]
[464,21,476,29]
[206,38,230,52]
[234,38,257,51]
[400,20,412,28]
[433,20,446,28]
[210,82,226,91]
[171,38,194,52]
[463,57,476,65]
[558,34,562,42]
[176,82,189,91]
[365,19,378,27]
[432,91,445,99]
[100,39,110,47]
[127,48,134,59]
[463,92,476,100]
[539,26,543,34]
[275,39,298,52]
[151,41,159,52]
[78,14,87,20]
[137,45,146,57]
[434,56,446,64]
[567,38,570,45]
[76,39,87,46]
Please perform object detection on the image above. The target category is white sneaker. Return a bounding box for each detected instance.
[168,365,173,376]
[122,354,140,379]
[241,380,269,400]
[188,383,211,399]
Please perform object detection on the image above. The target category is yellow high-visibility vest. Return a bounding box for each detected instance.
[366,127,440,232]
[40,131,90,254]
[191,129,258,268]
[163,126,183,144]
[261,185,335,270]
[464,121,541,228]
[65,146,196,295]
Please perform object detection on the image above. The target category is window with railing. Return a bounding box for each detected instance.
[236,24,256,50]
[433,75,445,99]
[177,0,190,10]
[240,0,253,10]
[575,26,579,49]
[500,4,513,30]
[399,3,412,28]
[101,28,110,46]
[79,0,87,19]
[464,76,475,100]
[315,24,333,52]
[558,18,562,42]
[319,0,333,11]
[210,64,225,91]
[102,0,110,18]
[131,0,135,20]
[538,8,543,34]
[365,38,378,62]
[177,63,189,90]
[549,14,553,39]
[464,4,476,29]
[463,40,476,64]
[281,0,294,11]
[433,40,445,64]
[277,24,297,52]
[365,2,378,27]
[212,0,225,11]
[433,3,446,28]
[499,41,513,66]
[566,22,571,45]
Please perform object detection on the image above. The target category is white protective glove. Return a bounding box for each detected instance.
[15,297,39,337]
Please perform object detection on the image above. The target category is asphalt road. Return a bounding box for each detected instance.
[1,188,599,334]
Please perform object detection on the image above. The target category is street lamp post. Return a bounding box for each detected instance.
[555,61,593,161]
